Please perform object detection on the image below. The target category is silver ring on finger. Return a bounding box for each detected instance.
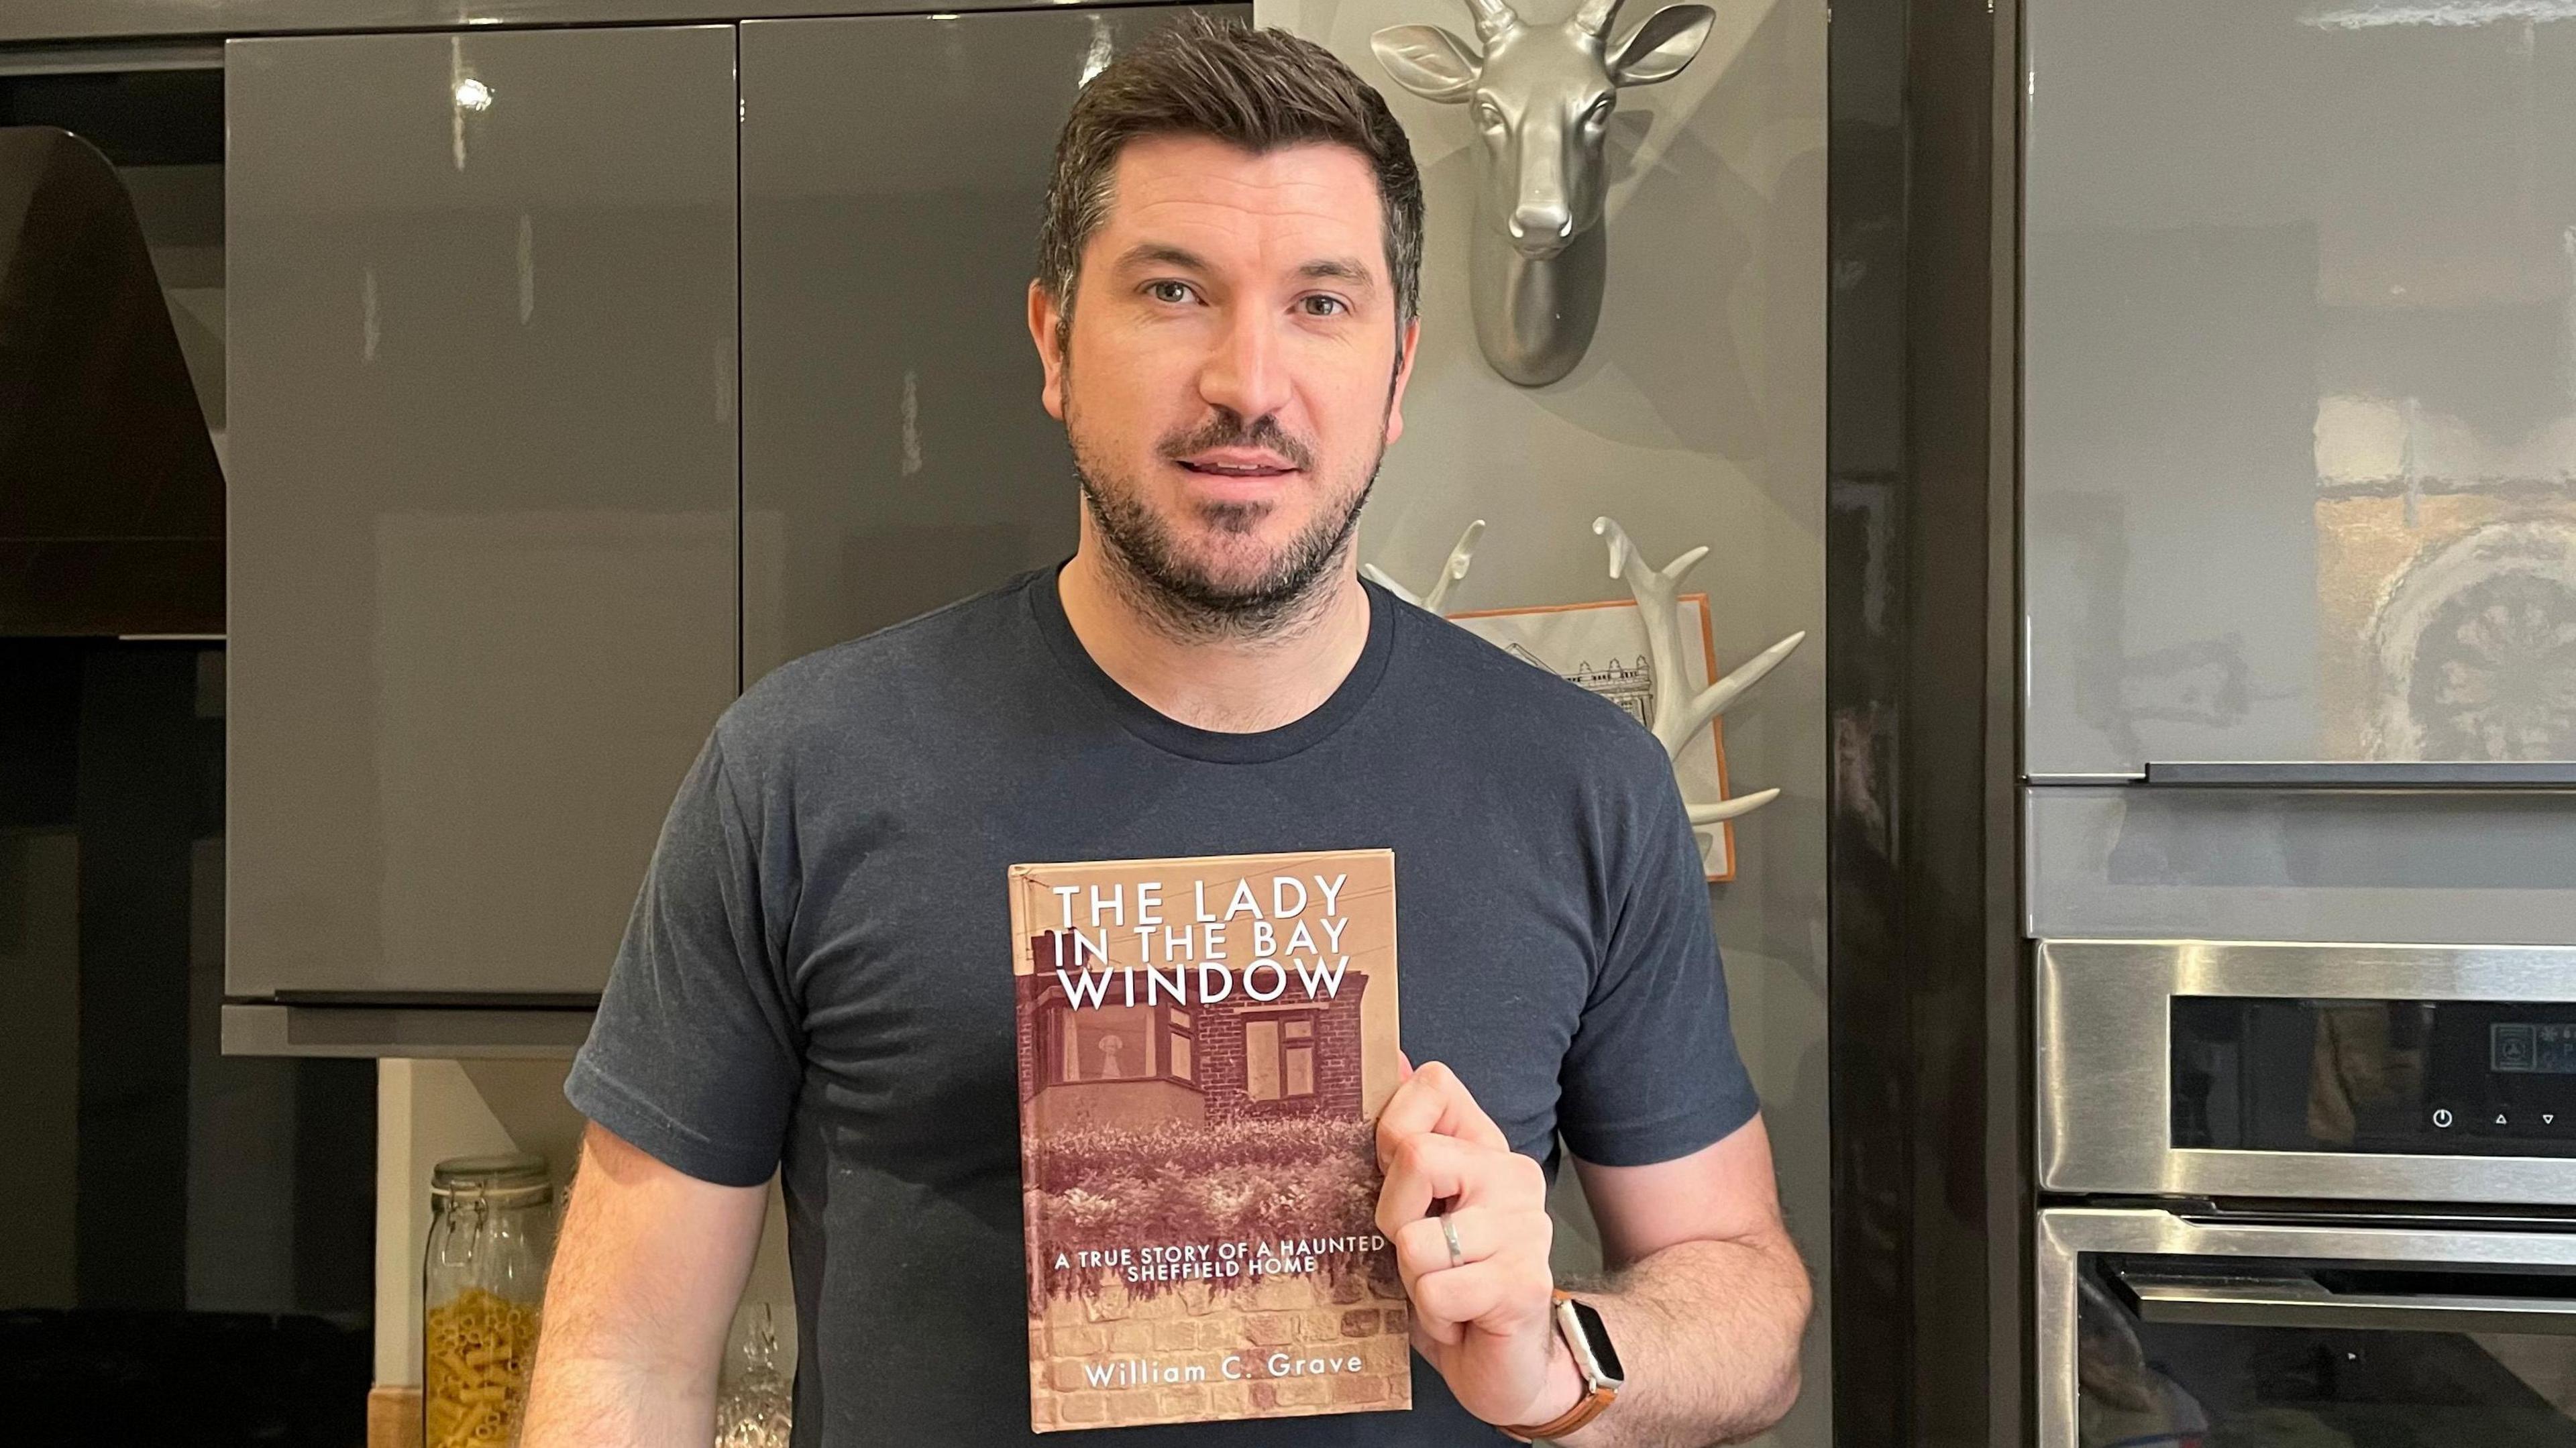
[1439,1210,1463,1270]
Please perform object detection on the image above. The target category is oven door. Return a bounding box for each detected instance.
[2041,1208,2576,1448]
[2039,940,2576,1205]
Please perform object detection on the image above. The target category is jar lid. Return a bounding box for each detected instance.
[431,1152,551,1201]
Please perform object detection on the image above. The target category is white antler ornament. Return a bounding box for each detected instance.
[1362,519,1487,613]
[1593,516,1805,825]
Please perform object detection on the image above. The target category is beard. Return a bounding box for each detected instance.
[1069,398,1381,642]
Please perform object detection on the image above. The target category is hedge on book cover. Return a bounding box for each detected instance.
[1009,848,1409,1433]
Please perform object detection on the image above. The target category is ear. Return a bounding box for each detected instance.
[1371,25,1483,103]
[1028,279,1067,422]
[1386,315,1422,447]
[1608,4,1714,87]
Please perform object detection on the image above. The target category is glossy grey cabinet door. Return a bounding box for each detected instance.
[2024,1,2576,775]
[739,5,1241,680]
[2025,786,2576,945]
[227,26,738,1001]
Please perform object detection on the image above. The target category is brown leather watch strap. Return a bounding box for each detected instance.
[1501,1382,1615,1443]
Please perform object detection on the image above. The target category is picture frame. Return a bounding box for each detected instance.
[1446,593,1741,880]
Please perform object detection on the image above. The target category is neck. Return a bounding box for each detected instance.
[1056,532,1374,734]
[1469,221,1606,388]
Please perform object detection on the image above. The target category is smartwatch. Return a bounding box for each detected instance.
[1500,1290,1623,1442]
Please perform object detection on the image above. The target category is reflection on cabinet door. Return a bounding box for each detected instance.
[226,26,739,1001]
[739,5,1243,681]
[2023,0,2576,776]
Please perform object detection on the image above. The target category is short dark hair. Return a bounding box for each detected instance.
[1036,17,1425,346]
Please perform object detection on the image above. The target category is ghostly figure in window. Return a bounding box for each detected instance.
[1097,1034,1126,1080]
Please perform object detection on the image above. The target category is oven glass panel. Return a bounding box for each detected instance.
[2172,998,2576,1156]
[2083,1256,2576,1447]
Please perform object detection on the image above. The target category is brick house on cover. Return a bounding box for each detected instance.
[1017,930,1370,1133]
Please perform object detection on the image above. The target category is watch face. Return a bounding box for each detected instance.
[1568,1297,1623,1384]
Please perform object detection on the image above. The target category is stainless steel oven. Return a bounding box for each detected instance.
[2040,940,2576,1207]
[2041,1207,2576,1448]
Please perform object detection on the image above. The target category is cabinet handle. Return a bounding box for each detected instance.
[2143,761,2576,790]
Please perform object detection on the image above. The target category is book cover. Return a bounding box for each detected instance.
[1009,848,1409,1433]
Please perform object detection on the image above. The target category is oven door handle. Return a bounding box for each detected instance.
[2112,1264,2576,1336]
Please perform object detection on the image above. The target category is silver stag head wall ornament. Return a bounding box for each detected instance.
[1372,0,1715,386]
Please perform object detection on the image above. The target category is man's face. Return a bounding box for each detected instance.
[1030,135,1419,625]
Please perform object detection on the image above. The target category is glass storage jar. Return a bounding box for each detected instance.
[423,1152,555,1448]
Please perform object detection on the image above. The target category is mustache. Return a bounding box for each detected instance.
[1157,410,1317,472]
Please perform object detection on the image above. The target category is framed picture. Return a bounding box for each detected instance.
[1447,594,1741,881]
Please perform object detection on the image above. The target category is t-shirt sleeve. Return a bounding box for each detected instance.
[565,727,802,1188]
[1556,774,1761,1168]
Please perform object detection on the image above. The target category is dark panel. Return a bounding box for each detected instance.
[0,68,223,165]
[1827,0,2023,1443]
[72,647,208,1306]
[0,125,224,636]
[0,640,80,827]
[0,1308,368,1445]
[290,1062,374,1311]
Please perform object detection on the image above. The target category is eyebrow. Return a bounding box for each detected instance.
[1114,243,1212,274]
[1112,243,1381,292]
[1297,257,1378,290]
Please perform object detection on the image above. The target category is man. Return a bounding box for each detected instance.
[526,19,1808,1447]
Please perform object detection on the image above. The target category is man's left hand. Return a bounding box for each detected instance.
[1374,1058,1578,1431]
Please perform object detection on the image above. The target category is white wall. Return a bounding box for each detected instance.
[1254,2,1831,1441]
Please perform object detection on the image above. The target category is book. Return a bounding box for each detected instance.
[1009,848,1410,1433]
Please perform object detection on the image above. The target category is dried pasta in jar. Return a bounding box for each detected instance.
[426,1286,543,1447]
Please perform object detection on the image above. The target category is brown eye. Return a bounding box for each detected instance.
[1146,280,1194,304]
[1301,296,1348,318]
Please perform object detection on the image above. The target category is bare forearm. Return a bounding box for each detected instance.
[1560,1234,1812,1447]
[521,1345,719,1448]
[522,1246,732,1448]
[521,1124,766,1448]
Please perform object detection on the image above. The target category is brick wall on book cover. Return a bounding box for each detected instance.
[1316,1005,1364,1108]
[1191,991,1368,1122]
[1027,1270,1412,1431]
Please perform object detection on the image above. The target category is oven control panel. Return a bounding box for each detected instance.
[2171,997,2576,1158]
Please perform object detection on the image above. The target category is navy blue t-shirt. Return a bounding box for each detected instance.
[567,566,1758,1445]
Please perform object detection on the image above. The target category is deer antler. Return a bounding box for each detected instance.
[1570,0,1625,38]
[1463,0,1523,45]
[1691,787,1778,825]
[1595,516,1806,826]
[1363,519,1487,614]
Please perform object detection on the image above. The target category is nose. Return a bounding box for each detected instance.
[1503,123,1576,250]
[1198,300,1293,423]
[1507,201,1574,245]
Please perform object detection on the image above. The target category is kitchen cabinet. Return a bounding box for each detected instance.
[738,5,1240,679]
[2023,0,2576,779]
[225,25,739,1003]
